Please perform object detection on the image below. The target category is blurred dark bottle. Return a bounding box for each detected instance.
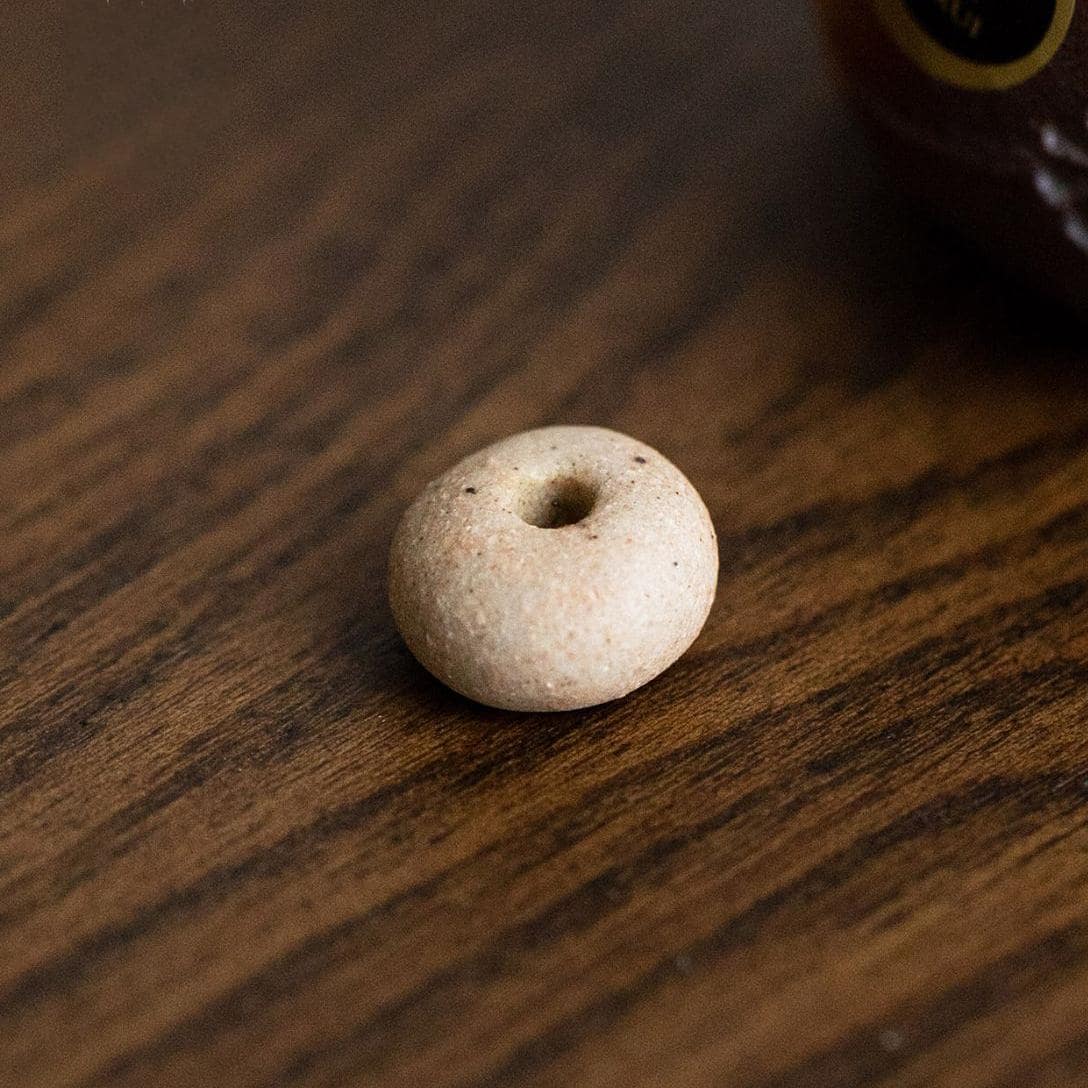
[814,0,1088,313]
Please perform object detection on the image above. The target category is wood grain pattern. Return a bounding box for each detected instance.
[4,2,1088,1086]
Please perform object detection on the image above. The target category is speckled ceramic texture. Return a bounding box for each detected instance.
[389,425,719,712]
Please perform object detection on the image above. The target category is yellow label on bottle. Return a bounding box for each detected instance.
[871,0,1075,89]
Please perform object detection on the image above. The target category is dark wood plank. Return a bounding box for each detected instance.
[4,2,1088,1086]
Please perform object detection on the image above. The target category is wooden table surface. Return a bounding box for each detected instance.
[5,3,1088,1086]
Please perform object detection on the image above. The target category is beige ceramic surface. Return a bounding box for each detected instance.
[389,426,719,711]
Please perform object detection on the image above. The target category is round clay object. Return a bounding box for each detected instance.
[389,425,718,712]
